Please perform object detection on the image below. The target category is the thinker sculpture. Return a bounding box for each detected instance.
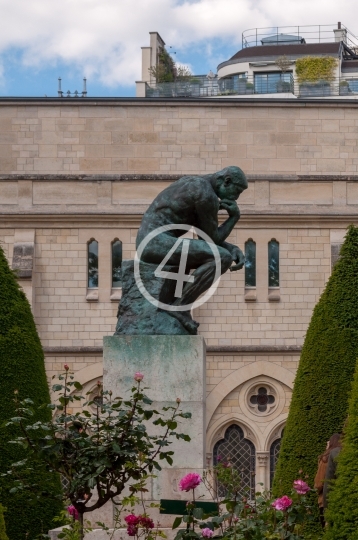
[115,166,248,336]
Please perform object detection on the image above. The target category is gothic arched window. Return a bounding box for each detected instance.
[111,239,122,288]
[213,425,256,498]
[88,239,98,288]
[268,239,279,287]
[270,428,284,488]
[245,239,256,287]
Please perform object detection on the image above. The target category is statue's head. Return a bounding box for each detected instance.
[213,166,248,201]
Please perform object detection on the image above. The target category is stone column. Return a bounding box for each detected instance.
[256,452,270,491]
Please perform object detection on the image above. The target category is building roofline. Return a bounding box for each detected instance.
[0,96,358,107]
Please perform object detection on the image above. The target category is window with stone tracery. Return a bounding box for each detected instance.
[270,428,284,488]
[213,425,256,498]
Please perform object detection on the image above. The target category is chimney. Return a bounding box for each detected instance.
[333,22,347,43]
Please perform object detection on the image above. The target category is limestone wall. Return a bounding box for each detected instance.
[0,99,358,174]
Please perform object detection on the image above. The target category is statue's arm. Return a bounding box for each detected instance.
[195,198,239,245]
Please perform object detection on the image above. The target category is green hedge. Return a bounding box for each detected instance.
[0,246,62,539]
[323,359,358,538]
[273,225,358,533]
[0,505,8,540]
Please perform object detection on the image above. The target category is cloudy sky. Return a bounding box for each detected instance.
[0,0,356,97]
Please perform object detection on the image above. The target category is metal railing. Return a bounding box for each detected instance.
[145,75,358,99]
[295,77,358,97]
[242,23,358,51]
[145,74,294,98]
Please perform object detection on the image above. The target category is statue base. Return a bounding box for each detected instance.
[102,335,207,525]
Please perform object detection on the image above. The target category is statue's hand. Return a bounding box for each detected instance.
[219,199,240,220]
[229,246,245,272]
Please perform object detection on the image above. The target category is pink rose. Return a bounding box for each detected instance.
[179,472,202,491]
[134,372,144,382]
[271,495,293,511]
[202,528,213,538]
[125,514,139,526]
[67,505,79,520]
[293,479,310,495]
[64,364,69,371]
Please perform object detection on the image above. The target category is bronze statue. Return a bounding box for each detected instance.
[115,166,248,336]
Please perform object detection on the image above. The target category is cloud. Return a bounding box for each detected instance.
[0,0,356,87]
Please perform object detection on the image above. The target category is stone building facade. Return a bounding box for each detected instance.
[0,96,358,493]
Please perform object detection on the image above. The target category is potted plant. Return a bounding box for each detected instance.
[339,80,349,95]
[245,82,254,94]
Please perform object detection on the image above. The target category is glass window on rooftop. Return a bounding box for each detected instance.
[254,72,292,94]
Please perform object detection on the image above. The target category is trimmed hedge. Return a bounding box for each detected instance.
[323,360,358,538]
[0,246,62,539]
[0,505,8,540]
[273,225,358,532]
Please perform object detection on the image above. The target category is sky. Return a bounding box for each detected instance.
[0,0,356,98]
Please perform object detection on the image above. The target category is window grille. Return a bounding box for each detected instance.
[270,430,284,488]
[268,239,280,287]
[61,474,70,495]
[88,239,98,288]
[245,239,256,287]
[213,425,256,498]
[111,239,123,288]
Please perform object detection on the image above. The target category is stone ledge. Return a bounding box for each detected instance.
[1,173,358,182]
[43,345,302,354]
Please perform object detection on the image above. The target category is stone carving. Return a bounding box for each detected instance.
[115,166,248,336]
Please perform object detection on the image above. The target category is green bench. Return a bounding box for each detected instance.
[159,499,217,515]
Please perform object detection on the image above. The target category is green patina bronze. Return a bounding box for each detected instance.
[115,166,248,336]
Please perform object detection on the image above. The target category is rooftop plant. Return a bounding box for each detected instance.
[295,56,337,83]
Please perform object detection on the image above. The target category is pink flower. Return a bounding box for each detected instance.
[271,496,293,511]
[202,528,213,538]
[64,364,69,371]
[179,472,202,491]
[293,479,310,495]
[134,372,144,382]
[67,505,79,520]
[125,515,139,526]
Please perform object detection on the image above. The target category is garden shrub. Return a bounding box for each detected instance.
[273,225,358,533]
[0,246,62,539]
[323,359,358,538]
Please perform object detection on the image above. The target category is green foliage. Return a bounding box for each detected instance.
[148,47,192,83]
[0,246,62,539]
[323,360,358,538]
[0,505,8,540]
[295,56,337,83]
[273,225,358,535]
[4,370,190,539]
[173,465,313,540]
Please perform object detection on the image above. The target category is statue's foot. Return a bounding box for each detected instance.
[167,311,200,335]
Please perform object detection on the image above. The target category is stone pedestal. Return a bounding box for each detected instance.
[103,335,206,525]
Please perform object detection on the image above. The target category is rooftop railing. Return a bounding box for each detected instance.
[145,75,358,99]
[241,23,358,51]
[145,74,294,98]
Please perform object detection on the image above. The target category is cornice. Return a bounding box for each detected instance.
[1,213,358,228]
[1,173,358,182]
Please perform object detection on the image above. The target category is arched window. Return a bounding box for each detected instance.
[268,239,279,287]
[270,428,284,488]
[88,239,98,288]
[213,425,256,498]
[245,239,256,287]
[111,239,122,288]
